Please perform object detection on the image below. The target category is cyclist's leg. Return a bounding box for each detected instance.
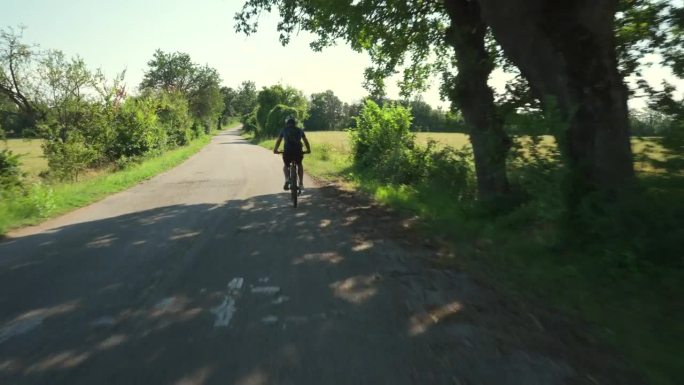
[282,153,291,190]
[296,152,304,187]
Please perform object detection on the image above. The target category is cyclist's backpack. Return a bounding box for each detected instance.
[284,127,303,149]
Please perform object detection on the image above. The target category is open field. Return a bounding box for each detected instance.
[304,131,671,173]
[1,138,47,177]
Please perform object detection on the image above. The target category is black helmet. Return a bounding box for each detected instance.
[286,118,296,126]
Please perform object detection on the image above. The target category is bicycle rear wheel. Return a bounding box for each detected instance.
[289,163,298,208]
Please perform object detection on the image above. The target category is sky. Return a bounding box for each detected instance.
[2,0,682,110]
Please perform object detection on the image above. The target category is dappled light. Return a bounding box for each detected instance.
[0,300,81,344]
[0,359,21,374]
[86,233,118,248]
[235,368,269,385]
[330,274,381,304]
[7,301,80,324]
[351,239,374,252]
[173,366,214,385]
[292,251,344,265]
[408,301,463,336]
[25,350,91,373]
[96,334,128,350]
[169,230,201,241]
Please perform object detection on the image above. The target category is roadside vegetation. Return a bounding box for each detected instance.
[235,1,684,382]
[0,27,245,234]
[248,102,682,385]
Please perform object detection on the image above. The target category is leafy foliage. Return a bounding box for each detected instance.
[0,26,43,132]
[265,104,301,136]
[233,80,258,116]
[351,99,475,196]
[254,84,308,137]
[140,50,224,130]
[140,50,196,93]
[0,148,23,192]
[154,91,194,147]
[305,90,345,131]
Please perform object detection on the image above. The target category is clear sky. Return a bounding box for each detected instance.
[2,0,681,109]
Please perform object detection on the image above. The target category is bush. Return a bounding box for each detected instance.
[350,100,419,184]
[254,85,309,136]
[265,104,302,137]
[155,92,193,147]
[242,108,259,134]
[109,97,167,160]
[0,148,24,193]
[43,134,99,181]
[350,100,477,200]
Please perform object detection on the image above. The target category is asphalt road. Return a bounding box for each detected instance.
[0,129,640,385]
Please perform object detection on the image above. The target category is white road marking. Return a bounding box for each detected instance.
[227,278,244,291]
[211,297,237,327]
[211,277,245,328]
[251,286,281,295]
[258,277,270,283]
[261,315,278,324]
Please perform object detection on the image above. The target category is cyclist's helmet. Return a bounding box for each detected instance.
[286,118,296,126]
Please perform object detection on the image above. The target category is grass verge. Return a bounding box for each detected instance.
[0,132,216,235]
[246,129,682,385]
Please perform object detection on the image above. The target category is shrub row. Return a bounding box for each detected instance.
[39,91,205,181]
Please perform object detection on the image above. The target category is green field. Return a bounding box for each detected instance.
[1,138,48,177]
[304,131,670,173]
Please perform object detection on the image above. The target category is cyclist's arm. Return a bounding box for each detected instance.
[273,137,283,153]
[302,136,311,153]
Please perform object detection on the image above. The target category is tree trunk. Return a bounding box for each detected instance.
[475,0,635,200]
[443,0,511,202]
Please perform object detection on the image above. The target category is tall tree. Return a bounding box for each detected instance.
[0,27,42,128]
[305,90,345,130]
[233,80,258,116]
[140,50,196,94]
[187,65,224,127]
[235,0,512,201]
[220,86,237,117]
[473,0,635,201]
[140,51,224,127]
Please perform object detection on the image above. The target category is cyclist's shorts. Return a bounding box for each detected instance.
[282,150,303,165]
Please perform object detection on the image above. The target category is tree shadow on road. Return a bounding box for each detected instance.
[0,188,644,385]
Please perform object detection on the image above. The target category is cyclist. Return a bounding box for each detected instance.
[273,118,311,191]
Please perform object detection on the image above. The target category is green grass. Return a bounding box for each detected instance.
[0,133,215,234]
[1,138,48,177]
[248,129,682,385]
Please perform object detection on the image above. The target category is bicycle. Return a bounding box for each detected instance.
[276,151,309,208]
